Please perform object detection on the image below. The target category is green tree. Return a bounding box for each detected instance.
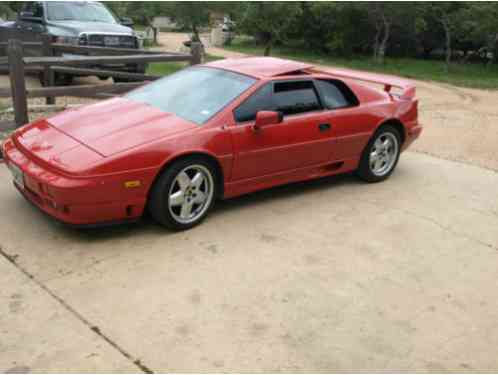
[428,2,465,70]
[237,2,302,56]
[294,3,371,56]
[167,2,210,42]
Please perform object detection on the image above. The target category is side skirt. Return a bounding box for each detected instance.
[223,157,360,199]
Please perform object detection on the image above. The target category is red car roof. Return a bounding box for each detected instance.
[204,57,313,78]
[204,57,416,98]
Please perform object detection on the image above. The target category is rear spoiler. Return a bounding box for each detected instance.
[308,67,416,100]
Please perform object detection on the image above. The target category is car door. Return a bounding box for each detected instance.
[313,79,373,161]
[229,79,335,181]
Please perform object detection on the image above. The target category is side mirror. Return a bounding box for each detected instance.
[253,111,283,131]
[20,11,34,19]
[19,11,43,23]
[120,17,134,27]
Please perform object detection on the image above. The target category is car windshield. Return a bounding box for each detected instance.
[126,67,257,125]
[47,2,116,23]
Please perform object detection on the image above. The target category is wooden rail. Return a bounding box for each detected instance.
[50,43,185,56]
[1,36,203,127]
[0,41,43,47]
[0,87,12,98]
[50,66,161,81]
[27,82,146,99]
[23,53,192,66]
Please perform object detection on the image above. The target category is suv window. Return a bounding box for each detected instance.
[273,81,321,116]
[24,2,44,18]
[234,83,274,123]
[47,1,116,23]
[315,79,359,109]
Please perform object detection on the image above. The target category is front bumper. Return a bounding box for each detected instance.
[2,138,147,226]
[61,53,146,75]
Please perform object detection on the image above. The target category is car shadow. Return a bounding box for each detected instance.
[53,171,365,243]
[212,172,362,215]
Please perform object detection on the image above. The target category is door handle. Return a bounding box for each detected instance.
[318,123,331,132]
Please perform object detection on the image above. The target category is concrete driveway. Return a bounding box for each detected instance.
[1,151,498,372]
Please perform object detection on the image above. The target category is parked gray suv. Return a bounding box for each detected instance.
[2,1,144,83]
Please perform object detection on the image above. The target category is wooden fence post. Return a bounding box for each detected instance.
[41,34,55,105]
[190,42,202,65]
[8,39,29,127]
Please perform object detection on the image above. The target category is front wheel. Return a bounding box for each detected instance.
[357,125,401,183]
[148,158,217,230]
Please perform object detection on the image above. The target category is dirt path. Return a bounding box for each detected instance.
[413,81,498,172]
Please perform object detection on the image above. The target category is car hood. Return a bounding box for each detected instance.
[46,20,133,36]
[45,97,198,157]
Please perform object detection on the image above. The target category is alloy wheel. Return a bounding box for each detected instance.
[167,164,215,224]
[369,132,399,177]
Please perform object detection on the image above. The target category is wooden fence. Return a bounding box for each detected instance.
[0,35,202,127]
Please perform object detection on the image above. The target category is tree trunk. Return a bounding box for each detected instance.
[372,21,381,60]
[264,39,272,56]
[376,17,390,64]
[493,33,498,64]
[145,16,157,45]
[442,18,451,72]
[191,23,200,43]
[152,27,158,45]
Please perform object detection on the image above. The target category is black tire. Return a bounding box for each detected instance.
[39,73,73,86]
[38,72,46,86]
[356,124,402,183]
[54,73,73,86]
[114,64,146,83]
[148,157,218,231]
[113,76,134,83]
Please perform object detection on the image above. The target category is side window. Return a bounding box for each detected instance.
[23,2,35,13]
[315,79,358,109]
[33,2,44,18]
[22,2,43,18]
[234,83,274,123]
[273,80,321,116]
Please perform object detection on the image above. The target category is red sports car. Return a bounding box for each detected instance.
[2,57,422,230]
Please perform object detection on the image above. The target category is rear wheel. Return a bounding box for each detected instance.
[55,73,73,86]
[148,157,217,230]
[113,76,134,83]
[357,125,401,183]
[113,64,146,83]
[38,72,73,86]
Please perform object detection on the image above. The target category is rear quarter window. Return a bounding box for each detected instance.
[315,79,359,109]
